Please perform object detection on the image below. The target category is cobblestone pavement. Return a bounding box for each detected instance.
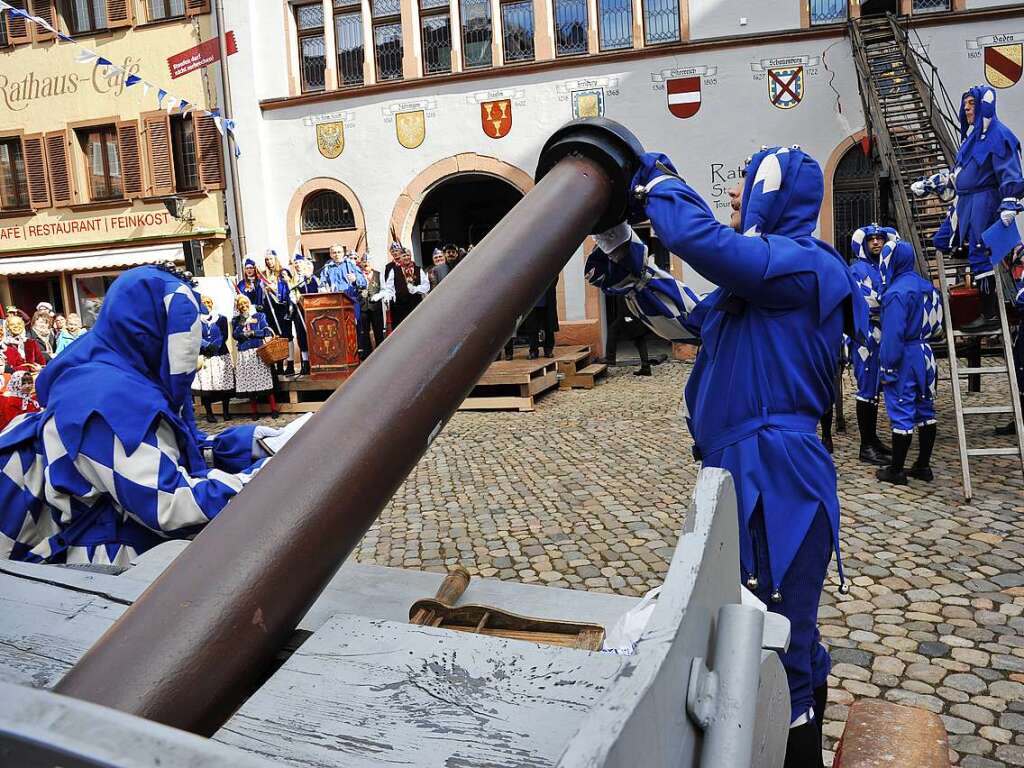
[227,357,1023,766]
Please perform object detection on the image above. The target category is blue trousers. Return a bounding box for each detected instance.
[745,502,833,724]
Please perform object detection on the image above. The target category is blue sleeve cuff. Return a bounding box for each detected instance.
[210,425,257,473]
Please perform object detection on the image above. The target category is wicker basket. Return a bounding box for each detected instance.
[257,336,290,365]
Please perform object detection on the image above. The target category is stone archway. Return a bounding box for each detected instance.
[821,131,869,249]
[286,177,367,262]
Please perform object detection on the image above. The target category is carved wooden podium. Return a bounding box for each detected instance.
[301,292,360,381]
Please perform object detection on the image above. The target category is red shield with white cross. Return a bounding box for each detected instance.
[666,76,701,119]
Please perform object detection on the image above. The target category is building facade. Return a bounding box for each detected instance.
[227,0,1020,351]
[0,0,232,325]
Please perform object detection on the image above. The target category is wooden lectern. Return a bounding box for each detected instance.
[301,292,360,381]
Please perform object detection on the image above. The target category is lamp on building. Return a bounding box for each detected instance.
[163,196,196,227]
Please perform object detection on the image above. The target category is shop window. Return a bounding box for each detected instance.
[147,0,186,21]
[334,0,364,87]
[420,0,452,75]
[501,0,534,63]
[170,114,199,192]
[295,2,327,93]
[554,0,587,56]
[809,0,847,25]
[79,126,122,201]
[0,138,30,211]
[302,190,356,231]
[74,272,119,328]
[372,0,403,81]
[460,0,491,69]
[597,0,631,51]
[58,0,109,34]
[642,0,678,45]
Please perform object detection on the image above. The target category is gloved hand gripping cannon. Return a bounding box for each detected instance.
[54,119,646,736]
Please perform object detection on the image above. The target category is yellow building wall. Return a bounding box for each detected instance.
[0,9,232,276]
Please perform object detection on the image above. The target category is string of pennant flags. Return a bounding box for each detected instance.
[0,0,241,157]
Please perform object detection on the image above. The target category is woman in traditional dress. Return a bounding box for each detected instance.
[2,314,46,373]
[192,296,235,423]
[0,370,41,431]
[54,313,87,355]
[236,258,267,313]
[261,250,299,375]
[0,264,280,566]
[232,294,279,418]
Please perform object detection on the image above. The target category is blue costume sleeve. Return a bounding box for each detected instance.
[204,425,257,474]
[879,292,909,381]
[77,417,264,537]
[231,317,247,342]
[257,313,273,337]
[585,230,705,341]
[637,171,816,309]
[933,206,955,254]
[994,146,1024,209]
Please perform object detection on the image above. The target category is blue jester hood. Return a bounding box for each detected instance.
[957,85,1020,168]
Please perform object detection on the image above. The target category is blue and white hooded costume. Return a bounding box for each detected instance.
[0,266,265,566]
[880,242,944,434]
[934,85,1024,277]
[587,147,868,725]
[849,225,899,403]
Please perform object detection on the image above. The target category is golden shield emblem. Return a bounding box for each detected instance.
[396,110,425,149]
[316,121,345,159]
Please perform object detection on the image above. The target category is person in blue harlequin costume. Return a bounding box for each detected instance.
[0,264,280,566]
[849,224,899,466]
[236,257,268,313]
[939,85,1023,333]
[876,241,944,484]
[587,146,868,768]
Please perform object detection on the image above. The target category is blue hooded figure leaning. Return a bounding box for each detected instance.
[586,146,868,768]
[938,85,1024,333]
[0,264,277,566]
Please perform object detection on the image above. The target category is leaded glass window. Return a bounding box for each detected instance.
[642,0,678,45]
[295,3,326,93]
[302,190,356,231]
[597,0,631,51]
[501,0,534,63]
[420,0,452,75]
[809,0,846,25]
[461,0,492,69]
[912,0,949,12]
[335,0,365,87]
[554,0,587,56]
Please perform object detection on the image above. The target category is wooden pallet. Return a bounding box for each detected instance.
[554,345,608,390]
[459,359,558,412]
[196,376,348,416]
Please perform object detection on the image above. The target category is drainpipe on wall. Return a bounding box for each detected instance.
[216,0,247,273]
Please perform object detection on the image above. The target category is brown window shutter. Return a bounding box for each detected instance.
[43,130,75,206]
[116,120,144,198]
[6,0,32,44]
[28,0,54,41]
[22,134,50,209]
[105,0,134,28]
[194,113,225,191]
[185,0,211,16]
[142,111,175,196]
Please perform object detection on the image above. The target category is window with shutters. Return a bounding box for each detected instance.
[295,3,327,93]
[58,0,109,34]
[4,1,30,45]
[77,126,122,201]
[171,114,199,192]
[0,139,30,211]
[148,0,185,20]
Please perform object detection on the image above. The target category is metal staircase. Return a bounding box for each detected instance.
[849,13,1024,500]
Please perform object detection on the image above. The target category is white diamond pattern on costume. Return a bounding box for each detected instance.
[156,486,209,531]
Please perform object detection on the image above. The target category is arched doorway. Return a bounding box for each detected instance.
[412,174,523,265]
[832,143,881,261]
[286,178,367,271]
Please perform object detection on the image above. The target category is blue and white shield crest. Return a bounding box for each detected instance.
[767,66,804,110]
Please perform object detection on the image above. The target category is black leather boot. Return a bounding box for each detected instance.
[300,360,310,376]
[784,721,825,768]
[909,423,936,481]
[877,432,912,485]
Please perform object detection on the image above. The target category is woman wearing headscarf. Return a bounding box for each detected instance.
[54,313,87,355]
[261,250,299,376]
[0,264,279,566]
[0,370,40,431]
[232,294,279,418]
[192,296,235,423]
[29,310,55,362]
[2,314,46,373]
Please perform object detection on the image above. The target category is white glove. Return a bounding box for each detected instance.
[371,291,386,302]
[1001,209,1017,227]
[252,426,283,459]
[594,222,632,254]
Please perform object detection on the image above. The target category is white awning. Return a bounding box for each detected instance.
[0,244,185,277]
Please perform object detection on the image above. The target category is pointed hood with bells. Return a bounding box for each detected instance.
[0,265,205,466]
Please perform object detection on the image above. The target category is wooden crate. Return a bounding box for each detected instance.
[459,359,558,412]
[554,345,608,390]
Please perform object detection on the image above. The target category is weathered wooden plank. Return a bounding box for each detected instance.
[216,613,626,768]
[835,700,950,768]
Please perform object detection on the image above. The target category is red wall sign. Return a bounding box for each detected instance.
[167,32,238,80]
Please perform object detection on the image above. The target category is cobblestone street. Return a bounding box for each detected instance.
[241,358,1024,766]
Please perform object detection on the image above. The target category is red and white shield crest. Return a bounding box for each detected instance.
[666,77,701,119]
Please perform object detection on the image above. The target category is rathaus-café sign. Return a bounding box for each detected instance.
[0,58,142,112]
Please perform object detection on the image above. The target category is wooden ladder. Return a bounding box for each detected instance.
[849,14,1024,499]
